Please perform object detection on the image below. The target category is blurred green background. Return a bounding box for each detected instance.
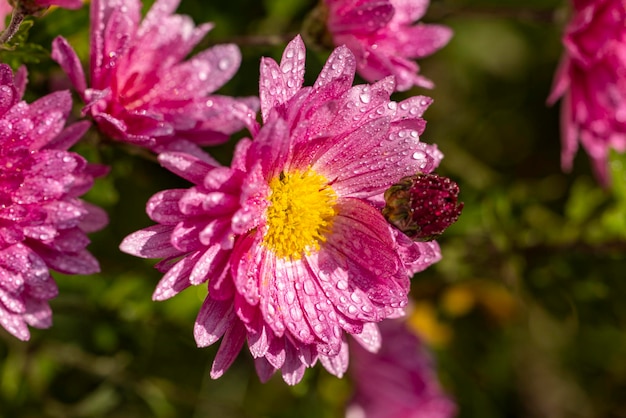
[2,0,626,416]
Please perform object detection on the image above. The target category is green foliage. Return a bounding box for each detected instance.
[0,19,48,69]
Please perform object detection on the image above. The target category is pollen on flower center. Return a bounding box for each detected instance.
[264,168,337,259]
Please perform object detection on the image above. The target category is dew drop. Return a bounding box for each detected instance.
[218,57,230,71]
[412,150,426,160]
[282,61,293,73]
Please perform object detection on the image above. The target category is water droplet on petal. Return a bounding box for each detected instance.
[218,58,230,71]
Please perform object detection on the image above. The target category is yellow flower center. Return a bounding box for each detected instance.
[264,168,337,259]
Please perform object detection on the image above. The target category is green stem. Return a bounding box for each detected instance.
[0,6,25,46]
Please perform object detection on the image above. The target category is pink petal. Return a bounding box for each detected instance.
[44,121,92,151]
[330,1,393,34]
[146,189,186,225]
[274,259,315,344]
[194,296,235,347]
[313,45,356,91]
[51,37,88,96]
[281,342,307,385]
[0,305,30,340]
[23,299,53,329]
[351,322,382,353]
[254,357,277,383]
[260,57,288,123]
[158,152,216,185]
[36,247,100,275]
[318,337,349,378]
[119,224,180,259]
[210,320,246,379]
[152,251,198,300]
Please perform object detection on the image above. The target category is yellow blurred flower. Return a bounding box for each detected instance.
[408,301,453,348]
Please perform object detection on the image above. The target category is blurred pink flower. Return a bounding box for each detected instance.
[0,2,12,31]
[0,64,108,341]
[548,0,626,185]
[347,317,457,418]
[51,0,256,154]
[324,0,452,91]
[121,36,444,384]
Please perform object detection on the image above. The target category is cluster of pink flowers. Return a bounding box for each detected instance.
[0,64,107,340]
[0,0,461,412]
[549,0,626,186]
[324,0,453,91]
[52,0,256,154]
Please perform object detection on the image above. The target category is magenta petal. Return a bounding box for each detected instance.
[264,335,286,369]
[158,152,216,185]
[152,254,197,301]
[281,342,307,385]
[275,259,315,344]
[26,91,72,150]
[22,299,53,329]
[147,189,186,225]
[188,245,222,285]
[280,36,306,104]
[400,25,454,58]
[45,121,92,151]
[260,57,288,122]
[170,220,203,252]
[247,321,270,358]
[259,36,306,122]
[258,253,286,337]
[36,247,100,275]
[254,357,277,383]
[79,202,109,233]
[51,37,88,96]
[139,0,182,34]
[297,260,343,350]
[231,232,262,306]
[331,1,394,34]
[306,249,381,323]
[318,337,349,378]
[0,306,30,340]
[313,45,356,90]
[194,296,235,347]
[119,224,180,259]
[210,320,246,379]
[351,322,382,353]
[189,44,241,94]
[0,286,26,314]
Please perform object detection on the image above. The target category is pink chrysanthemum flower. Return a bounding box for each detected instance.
[323,0,452,91]
[51,0,256,154]
[0,64,107,340]
[347,317,457,418]
[120,36,444,384]
[548,0,626,186]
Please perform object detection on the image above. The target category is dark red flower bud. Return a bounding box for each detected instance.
[383,173,463,241]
